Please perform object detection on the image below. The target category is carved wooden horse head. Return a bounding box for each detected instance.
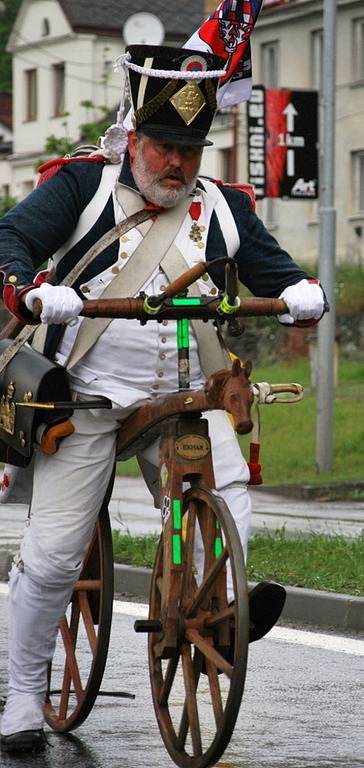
[204,358,254,434]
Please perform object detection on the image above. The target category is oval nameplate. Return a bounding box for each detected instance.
[175,435,210,460]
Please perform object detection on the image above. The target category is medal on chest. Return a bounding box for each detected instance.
[188,202,206,249]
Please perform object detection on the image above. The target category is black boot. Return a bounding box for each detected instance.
[248,581,286,642]
[0,729,47,753]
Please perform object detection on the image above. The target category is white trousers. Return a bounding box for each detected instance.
[1,402,251,735]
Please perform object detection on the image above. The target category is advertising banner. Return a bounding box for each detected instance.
[247,86,319,199]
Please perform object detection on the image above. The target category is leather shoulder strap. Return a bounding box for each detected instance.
[66,192,192,370]
[199,179,240,257]
[51,163,121,268]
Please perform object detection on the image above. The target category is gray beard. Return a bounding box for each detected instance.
[132,151,197,208]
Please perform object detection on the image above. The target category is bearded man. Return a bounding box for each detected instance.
[0,45,325,753]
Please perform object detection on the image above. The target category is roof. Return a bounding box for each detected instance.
[59,0,206,40]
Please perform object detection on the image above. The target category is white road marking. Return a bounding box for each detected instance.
[267,625,364,656]
[1,585,363,656]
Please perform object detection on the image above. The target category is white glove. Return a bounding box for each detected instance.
[25,283,84,324]
[278,279,324,325]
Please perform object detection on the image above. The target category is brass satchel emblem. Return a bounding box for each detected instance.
[0,382,16,435]
[175,435,210,460]
[170,82,206,125]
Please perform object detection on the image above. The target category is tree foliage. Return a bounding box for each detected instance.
[0,194,18,218]
[0,0,22,92]
[41,102,113,160]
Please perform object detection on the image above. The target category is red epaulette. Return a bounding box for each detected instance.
[36,154,106,186]
[213,179,256,213]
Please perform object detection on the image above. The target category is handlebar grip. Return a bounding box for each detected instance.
[32,298,43,320]
[163,262,207,298]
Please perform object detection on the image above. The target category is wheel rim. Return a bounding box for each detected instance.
[148,486,249,768]
[44,501,114,732]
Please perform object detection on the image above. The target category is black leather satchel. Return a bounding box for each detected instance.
[0,340,73,467]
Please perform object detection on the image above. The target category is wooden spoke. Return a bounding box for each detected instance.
[78,591,98,655]
[185,628,233,679]
[180,644,202,756]
[158,653,180,707]
[206,660,224,729]
[185,548,228,618]
[60,617,84,702]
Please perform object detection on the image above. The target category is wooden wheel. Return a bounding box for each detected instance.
[44,486,114,732]
[148,485,249,768]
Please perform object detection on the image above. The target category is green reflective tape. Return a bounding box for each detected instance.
[177,318,189,349]
[172,298,201,306]
[173,534,182,565]
[173,499,182,530]
[214,537,223,558]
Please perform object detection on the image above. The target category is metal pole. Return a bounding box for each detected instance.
[316,0,337,472]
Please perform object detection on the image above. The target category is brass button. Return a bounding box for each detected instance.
[162,319,168,326]
[152,383,159,390]
[8,275,17,283]
[111,265,120,274]
[157,371,164,378]
[210,287,218,295]
[160,284,167,291]
[161,336,167,343]
[159,352,166,360]
[120,251,129,259]
[121,235,129,243]
[202,274,209,281]
[197,242,205,249]
[80,285,90,293]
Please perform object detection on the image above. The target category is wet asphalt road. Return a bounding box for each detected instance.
[0,591,363,768]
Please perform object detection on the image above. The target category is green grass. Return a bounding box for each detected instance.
[246,529,364,596]
[116,357,364,486]
[113,530,159,569]
[112,529,364,596]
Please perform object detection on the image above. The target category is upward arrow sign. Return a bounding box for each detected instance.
[282,103,298,132]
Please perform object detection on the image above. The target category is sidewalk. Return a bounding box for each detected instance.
[1,476,363,632]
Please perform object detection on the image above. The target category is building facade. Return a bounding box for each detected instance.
[1,0,363,265]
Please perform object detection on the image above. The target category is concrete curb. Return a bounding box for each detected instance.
[114,564,364,634]
[1,549,363,634]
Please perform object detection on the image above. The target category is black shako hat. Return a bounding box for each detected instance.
[125,45,225,147]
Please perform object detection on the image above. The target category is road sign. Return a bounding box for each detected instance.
[247,86,319,199]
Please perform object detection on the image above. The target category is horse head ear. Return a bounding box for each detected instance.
[244,359,252,378]
[231,357,242,376]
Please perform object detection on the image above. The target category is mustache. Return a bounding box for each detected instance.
[160,168,187,183]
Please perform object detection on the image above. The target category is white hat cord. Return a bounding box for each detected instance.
[102,52,226,163]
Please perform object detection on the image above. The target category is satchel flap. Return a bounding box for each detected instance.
[0,339,71,458]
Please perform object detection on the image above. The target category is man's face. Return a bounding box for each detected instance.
[128,131,203,208]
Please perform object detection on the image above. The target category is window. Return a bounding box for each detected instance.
[352,150,364,212]
[352,18,364,81]
[53,63,65,117]
[220,147,234,183]
[22,180,34,198]
[41,18,50,36]
[24,69,37,121]
[310,29,323,90]
[260,41,279,88]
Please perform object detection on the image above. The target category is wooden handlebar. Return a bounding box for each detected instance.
[32,298,43,319]
[80,296,288,319]
[162,262,207,298]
